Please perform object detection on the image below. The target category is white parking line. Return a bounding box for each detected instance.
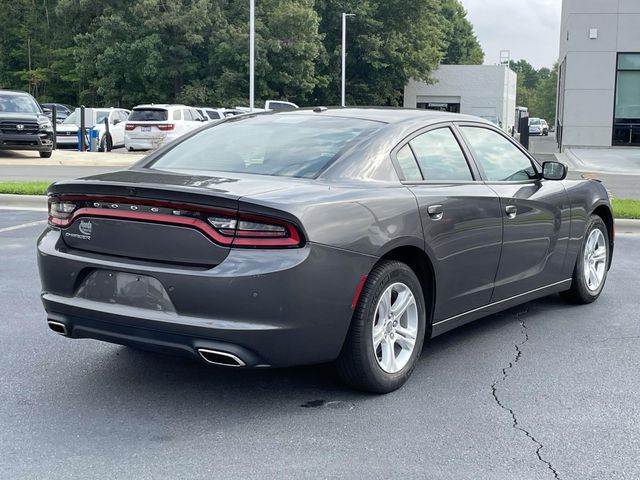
[0,220,47,234]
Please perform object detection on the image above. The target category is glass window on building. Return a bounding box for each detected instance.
[613,53,640,146]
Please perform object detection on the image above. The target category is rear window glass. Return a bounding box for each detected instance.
[148,114,381,178]
[129,109,168,121]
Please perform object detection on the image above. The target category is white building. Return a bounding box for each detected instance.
[403,65,517,131]
[558,0,640,149]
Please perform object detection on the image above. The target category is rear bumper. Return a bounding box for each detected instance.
[0,132,53,151]
[37,228,375,367]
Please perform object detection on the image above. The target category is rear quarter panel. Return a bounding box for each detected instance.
[563,179,613,277]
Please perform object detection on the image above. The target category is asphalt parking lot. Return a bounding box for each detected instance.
[1,209,639,480]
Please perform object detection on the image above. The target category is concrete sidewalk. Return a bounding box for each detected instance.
[561,148,640,175]
[0,149,145,167]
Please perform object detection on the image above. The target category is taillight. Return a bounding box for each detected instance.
[125,123,135,131]
[47,195,303,248]
[157,124,175,131]
[207,213,301,247]
[48,198,77,226]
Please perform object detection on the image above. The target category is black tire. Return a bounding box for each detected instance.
[336,260,427,393]
[560,215,610,304]
[39,150,52,158]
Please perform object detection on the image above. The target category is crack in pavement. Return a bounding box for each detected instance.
[491,309,561,480]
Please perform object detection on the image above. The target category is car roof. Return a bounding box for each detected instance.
[133,104,186,109]
[0,89,32,96]
[276,107,490,127]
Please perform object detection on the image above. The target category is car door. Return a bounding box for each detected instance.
[394,124,503,322]
[456,123,571,301]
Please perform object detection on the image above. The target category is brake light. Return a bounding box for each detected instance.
[207,212,301,247]
[157,124,175,131]
[125,123,135,131]
[47,195,303,248]
[48,198,77,225]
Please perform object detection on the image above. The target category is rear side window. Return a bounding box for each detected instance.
[207,110,221,120]
[173,109,182,120]
[396,145,422,181]
[460,127,537,181]
[149,114,381,178]
[409,128,473,181]
[129,109,168,121]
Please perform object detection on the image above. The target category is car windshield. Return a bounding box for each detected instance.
[129,108,168,121]
[529,118,541,125]
[149,114,382,178]
[96,111,109,124]
[0,94,41,113]
[63,111,77,124]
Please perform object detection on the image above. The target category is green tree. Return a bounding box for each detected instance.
[440,0,484,65]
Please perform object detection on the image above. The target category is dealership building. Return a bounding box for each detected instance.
[557,0,640,149]
[403,65,517,132]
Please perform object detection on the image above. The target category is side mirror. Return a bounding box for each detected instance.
[542,161,567,181]
[112,118,121,125]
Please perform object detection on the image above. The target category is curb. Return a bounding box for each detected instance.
[616,219,640,235]
[0,194,48,211]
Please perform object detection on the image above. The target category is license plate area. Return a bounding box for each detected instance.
[141,126,152,132]
[76,270,176,312]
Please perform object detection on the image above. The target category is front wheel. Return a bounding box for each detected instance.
[336,260,426,393]
[39,150,52,158]
[561,215,610,304]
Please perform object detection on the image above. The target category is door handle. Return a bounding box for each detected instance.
[427,204,444,221]
[505,205,517,219]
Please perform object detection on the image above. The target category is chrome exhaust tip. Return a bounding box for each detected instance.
[197,348,246,367]
[47,320,67,336]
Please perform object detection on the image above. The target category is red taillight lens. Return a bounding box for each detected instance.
[207,213,301,247]
[48,199,77,226]
[157,124,175,131]
[47,195,303,248]
[125,123,136,131]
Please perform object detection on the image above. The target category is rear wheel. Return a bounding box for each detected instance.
[561,215,609,304]
[336,260,426,393]
[99,134,112,152]
[39,150,52,158]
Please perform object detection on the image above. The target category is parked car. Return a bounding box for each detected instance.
[195,107,243,121]
[124,104,205,151]
[41,103,75,124]
[541,119,550,135]
[56,108,130,151]
[234,100,299,114]
[0,89,53,158]
[39,108,614,393]
[529,117,546,136]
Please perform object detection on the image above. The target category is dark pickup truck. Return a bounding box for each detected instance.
[0,89,54,158]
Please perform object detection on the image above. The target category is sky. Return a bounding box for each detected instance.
[460,0,562,69]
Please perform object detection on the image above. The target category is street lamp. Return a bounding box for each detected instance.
[341,13,355,107]
[249,0,255,112]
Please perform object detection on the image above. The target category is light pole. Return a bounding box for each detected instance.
[341,13,355,107]
[249,0,255,112]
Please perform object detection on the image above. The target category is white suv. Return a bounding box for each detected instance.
[124,104,205,151]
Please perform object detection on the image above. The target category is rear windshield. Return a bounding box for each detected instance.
[0,94,41,113]
[129,108,168,121]
[148,114,381,178]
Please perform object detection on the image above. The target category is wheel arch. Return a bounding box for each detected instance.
[592,202,614,266]
[378,245,436,337]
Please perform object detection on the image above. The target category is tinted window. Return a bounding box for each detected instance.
[190,109,203,121]
[460,127,537,181]
[173,109,181,121]
[149,114,381,178]
[396,145,422,181]
[129,108,168,121]
[207,110,221,119]
[409,128,472,181]
[0,94,41,113]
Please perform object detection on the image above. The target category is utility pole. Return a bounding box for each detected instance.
[341,13,355,107]
[249,0,255,112]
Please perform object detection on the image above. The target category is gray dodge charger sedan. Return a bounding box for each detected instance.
[38,108,613,393]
